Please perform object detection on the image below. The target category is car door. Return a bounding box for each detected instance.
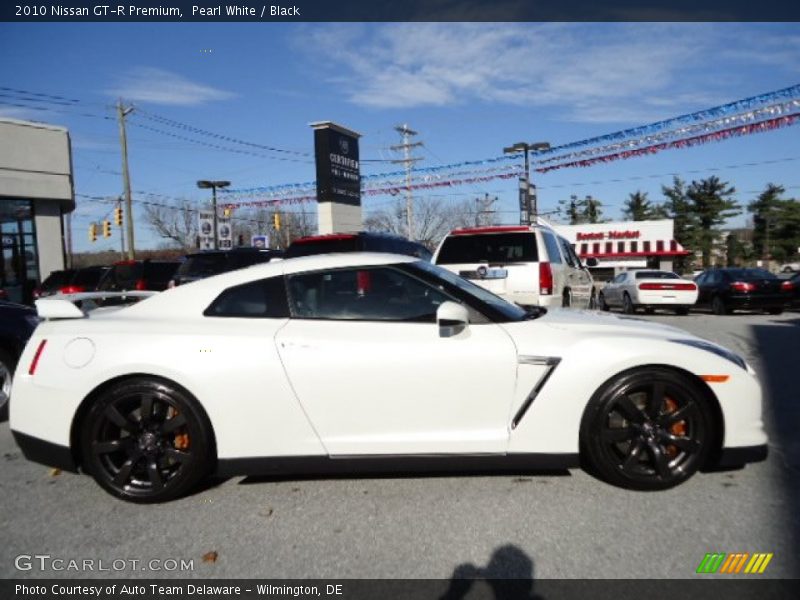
[275,265,519,455]
[560,237,593,308]
[604,273,625,306]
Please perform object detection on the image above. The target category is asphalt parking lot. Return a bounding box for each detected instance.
[1,309,798,580]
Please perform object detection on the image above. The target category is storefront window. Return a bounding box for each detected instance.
[1,199,39,304]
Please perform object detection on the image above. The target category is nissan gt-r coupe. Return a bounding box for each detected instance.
[10,253,767,502]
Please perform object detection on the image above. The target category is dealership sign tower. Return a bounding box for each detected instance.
[310,121,362,234]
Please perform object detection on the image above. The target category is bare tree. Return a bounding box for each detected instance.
[364,196,493,250]
[143,198,198,250]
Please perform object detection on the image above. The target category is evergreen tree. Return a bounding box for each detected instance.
[582,195,603,224]
[622,191,660,221]
[748,184,785,260]
[661,177,696,271]
[559,195,584,225]
[686,176,740,268]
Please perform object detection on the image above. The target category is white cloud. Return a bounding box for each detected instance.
[106,67,235,106]
[298,24,800,123]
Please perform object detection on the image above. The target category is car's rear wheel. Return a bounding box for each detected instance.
[711,296,727,315]
[80,378,213,503]
[622,293,635,314]
[0,348,16,420]
[580,368,714,490]
[562,289,572,308]
[674,306,690,316]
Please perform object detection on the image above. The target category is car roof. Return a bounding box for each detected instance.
[116,252,418,319]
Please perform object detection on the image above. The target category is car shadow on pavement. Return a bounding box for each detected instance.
[439,544,543,600]
[750,319,800,576]
[238,469,571,486]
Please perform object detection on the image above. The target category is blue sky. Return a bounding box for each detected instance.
[2,22,800,253]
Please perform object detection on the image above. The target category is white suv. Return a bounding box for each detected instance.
[433,225,596,309]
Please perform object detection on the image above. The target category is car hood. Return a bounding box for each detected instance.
[536,308,694,340]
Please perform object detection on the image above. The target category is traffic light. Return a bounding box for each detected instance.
[102,220,112,238]
[114,206,123,226]
[273,213,281,230]
[88,223,97,242]
[223,207,232,218]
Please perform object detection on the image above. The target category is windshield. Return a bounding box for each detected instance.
[726,268,776,280]
[436,233,538,265]
[406,260,529,322]
[177,254,229,279]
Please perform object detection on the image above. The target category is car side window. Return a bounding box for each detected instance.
[541,231,564,265]
[287,267,453,322]
[204,277,289,318]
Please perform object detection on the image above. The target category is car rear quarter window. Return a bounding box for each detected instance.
[204,277,289,318]
[178,254,228,278]
[285,237,360,257]
[437,233,538,265]
[540,231,563,264]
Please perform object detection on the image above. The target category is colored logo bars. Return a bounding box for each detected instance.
[696,552,773,574]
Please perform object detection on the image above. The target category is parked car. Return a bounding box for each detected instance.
[778,261,800,273]
[32,269,76,299]
[784,272,799,308]
[170,247,283,287]
[598,270,698,315]
[97,259,180,293]
[694,268,789,315]
[433,225,596,309]
[0,301,39,416]
[285,232,432,260]
[13,253,766,501]
[59,266,110,294]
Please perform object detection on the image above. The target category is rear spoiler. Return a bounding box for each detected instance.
[35,291,158,320]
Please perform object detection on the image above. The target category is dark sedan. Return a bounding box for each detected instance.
[170,247,283,287]
[0,301,39,417]
[694,267,790,315]
[786,272,800,308]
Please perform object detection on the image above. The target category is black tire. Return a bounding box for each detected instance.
[644,307,655,315]
[711,296,727,315]
[580,368,714,491]
[562,289,571,308]
[80,378,213,503]
[674,307,690,316]
[622,293,635,314]
[588,291,597,310]
[598,292,610,312]
[0,348,16,422]
[767,307,784,315]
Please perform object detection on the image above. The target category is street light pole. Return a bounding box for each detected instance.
[197,180,231,250]
[503,141,550,224]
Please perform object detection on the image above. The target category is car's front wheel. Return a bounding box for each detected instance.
[598,293,610,311]
[80,378,213,502]
[580,368,714,490]
[622,293,635,314]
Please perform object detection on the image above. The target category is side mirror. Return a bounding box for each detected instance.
[585,257,598,268]
[436,301,469,338]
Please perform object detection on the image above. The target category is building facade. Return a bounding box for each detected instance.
[0,119,74,304]
[551,219,689,280]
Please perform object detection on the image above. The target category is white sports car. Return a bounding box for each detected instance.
[10,253,766,502]
[599,270,699,315]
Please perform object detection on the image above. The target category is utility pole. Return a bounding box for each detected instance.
[474,193,497,227]
[116,100,135,260]
[503,141,550,224]
[64,212,73,269]
[117,198,126,259]
[391,124,423,240]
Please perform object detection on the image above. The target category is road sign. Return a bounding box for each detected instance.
[198,211,214,249]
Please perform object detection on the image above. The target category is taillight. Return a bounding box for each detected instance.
[730,281,756,292]
[167,280,176,289]
[28,340,47,375]
[59,285,85,294]
[539,262,553,295]
[638,282,697,291]
[134,279,147,291]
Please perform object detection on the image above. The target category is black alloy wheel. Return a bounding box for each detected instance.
[622,293,635,314]
[711,295,727,315]
[0,348,16,420]
[581,368,714,490]
[80,378,213,502]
